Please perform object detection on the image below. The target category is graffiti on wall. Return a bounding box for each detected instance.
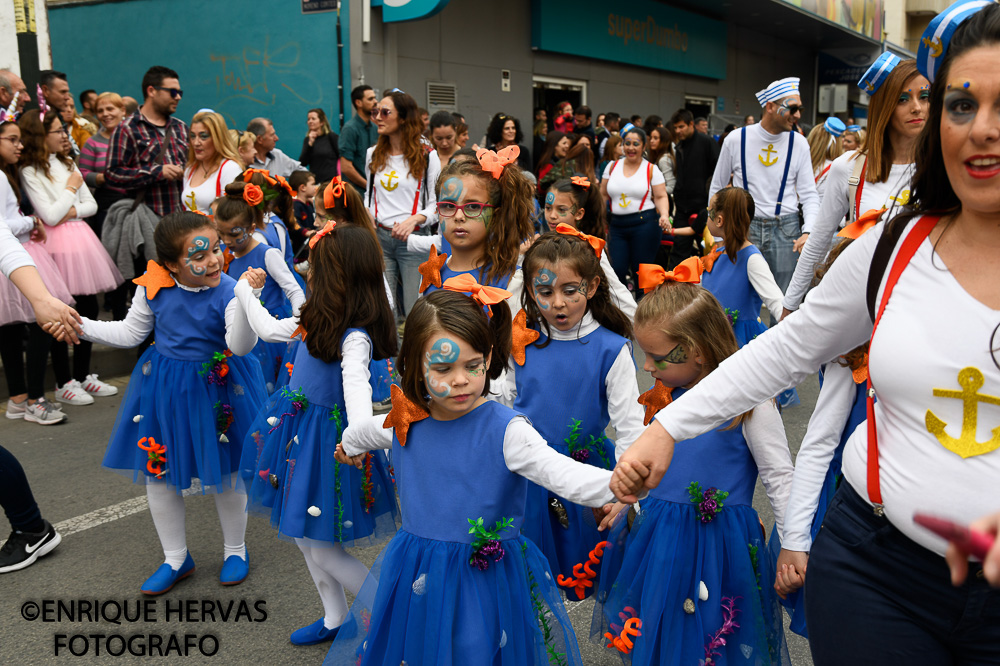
[209,36,324,110]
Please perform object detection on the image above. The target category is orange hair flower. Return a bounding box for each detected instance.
[243,183,264,207]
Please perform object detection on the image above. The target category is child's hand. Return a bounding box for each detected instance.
[774,548,808,599]
[239,267,267,289]
[610,460,651,503]
[334,443,364,469]
[42,320,69,342]
[596,502,629,531]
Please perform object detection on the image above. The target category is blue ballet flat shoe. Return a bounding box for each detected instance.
[140,552,195,595]
[290,615,357,646]
[219,549,249,586]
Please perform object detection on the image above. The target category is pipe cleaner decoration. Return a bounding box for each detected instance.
[522,541,569,666]
[701,597,741,666]
[0,91,19,122]
[467,516,514,570]
[137,437,167,479]
[475,145,519,179]
[688,482,729,523]
[285,362,294,379]
[199,350,232,385]
[361,453,375,512]
[556,540,609,599]
[331,404,346,542]
[563,419,612,468]
[604,608,642,654]
[267,386,309,433]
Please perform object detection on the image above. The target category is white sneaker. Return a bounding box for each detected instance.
[55,380,95,406]
[24,398,65,425]
[81,374,118,397]
[5,399,27,420]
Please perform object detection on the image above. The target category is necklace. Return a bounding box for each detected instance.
[200,159,220,178]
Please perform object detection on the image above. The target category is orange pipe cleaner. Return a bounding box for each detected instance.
[137,437,167,479]
[556,540,609,599]
[285,362,294,379]
[605,616,642,654]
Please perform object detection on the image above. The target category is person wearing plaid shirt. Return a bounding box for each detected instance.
[105,66,188,217]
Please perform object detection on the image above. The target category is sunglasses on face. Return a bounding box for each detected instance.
[780,103,804,115]
[371,107,394,119]
[155,86,183,99]
[436,201,495,218]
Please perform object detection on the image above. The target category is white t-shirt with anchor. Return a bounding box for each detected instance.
[602,158,665,216]
[363,148,441,228]
[654,217,1000,555]
[710,124,819,230]
[783,151,914,311]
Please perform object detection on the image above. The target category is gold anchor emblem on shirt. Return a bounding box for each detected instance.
[618,193,630,208]
[890,190,910,205]
[759,144,778,166]
[925,367,1000,459]
[380,170,399,191]
[184,191,198,211]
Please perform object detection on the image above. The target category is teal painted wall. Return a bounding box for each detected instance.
[48,0,351,142]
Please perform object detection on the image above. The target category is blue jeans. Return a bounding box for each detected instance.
[806,482,1000,664]
[749,214,800,293]
[0,444,43,533]
[608,210,660,284]
[377,226,426,317]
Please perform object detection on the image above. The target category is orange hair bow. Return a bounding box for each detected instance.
[132,260,175,300]
[191,209,213,219]
[570,176,591,188]
[476,145,520,179]
[555,222,606,258]
[636,256,703,293]
[243,168,277,186]
[442,273,512,317]
[324,176,347,210]
[309,220,336,249]
[837,207,886,240]
[274,174,296,198]
[382,384,429,447]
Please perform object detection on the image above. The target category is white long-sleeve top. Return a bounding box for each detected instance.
[258,246,306,315]
[0,177,33,276]
[655,217,1000,555]
[783,153,914,311]
[710,125,819,231]
[783,362,859,551]
[745,252,785,321]
[735,399,795,536]
[814,159,833,200]
[2,172,35,240]
[233,280,374,425]
[342,411,616,508]
[494,312,646,461]
[20,155,97,225]
[364,149,440,228]
[80,281,257,355]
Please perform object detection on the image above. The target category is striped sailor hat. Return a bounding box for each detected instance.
[755,77,800,107]
[846,125,862,132]
[918,0,997,82]
[858,53,902,94]
[823,117,847,137]
[619,122,636,137]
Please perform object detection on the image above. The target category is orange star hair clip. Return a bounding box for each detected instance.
[511,309,540,366]
[417,245,448,293]
[476,145,519,179]
[442,273,512,317]
[637,256,703,293]
[290,323,307,341]
[382,384,429,446]
[637,380,673,426]
[132,260,175,300]
[324,176,348,209]
[570,175,591,188]
[555,223,606,258]
[243,168,277,186]
[309,220,337,249]
[838,207,886,240]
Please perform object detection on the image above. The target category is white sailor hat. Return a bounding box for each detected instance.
[823,118,847,137]
[755,77,800,107]
[858,53,902,94]
[846,124,861,132]
[918,0,996,82]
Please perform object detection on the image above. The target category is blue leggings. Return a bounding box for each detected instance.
[0,445,44,533]
[608,210,660,284]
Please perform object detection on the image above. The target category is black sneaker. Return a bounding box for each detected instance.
[0,520,62,573]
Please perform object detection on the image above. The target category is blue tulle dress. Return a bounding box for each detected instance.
[782,372,867,637]
[241,329,398,546]
[325,401,583,666]
[227,243,293,390]
[592,388,789,665]
[514,322,625,599]
[102,274,267,494]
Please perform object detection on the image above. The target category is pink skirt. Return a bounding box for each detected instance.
[0,240,75,326]
[42,220,123,296]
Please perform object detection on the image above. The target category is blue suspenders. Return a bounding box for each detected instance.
[739,127,796,216]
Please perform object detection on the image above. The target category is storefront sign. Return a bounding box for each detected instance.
[532,0,726,80]
[371,0,450,23]
[776,0,883,41]
[302,0,338,13]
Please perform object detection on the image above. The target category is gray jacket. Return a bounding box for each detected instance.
[101,199,158,279]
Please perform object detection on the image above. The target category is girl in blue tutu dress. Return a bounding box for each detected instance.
[773,237,868,638]
[48,212,267,594]
[497,229,644,601]
[244,168,307,292]
[701,186,797,408]
[591,274,793,665]
[327,282,616,666]
[235,223,399,646]
[216,180,304,391]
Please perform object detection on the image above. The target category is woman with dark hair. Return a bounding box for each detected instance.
[534,131,568,184]
[485,113,531,171]
[641,114,663,140]
[299,108,340,182]
[364,89,440,316]
[613,3,1000,661]
[647,126,676,195]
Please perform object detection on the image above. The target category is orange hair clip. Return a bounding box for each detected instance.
[442,273,512,317]
[556,540,609,600]
[570,175,591,188]
[274,174,295,198]
[555,222,606,258]
[837,207,886,240]
[309,220,336,249]
[324,176,348,210]
[476,145,520,179]
[243,168,277,186]
[636,256,703,293]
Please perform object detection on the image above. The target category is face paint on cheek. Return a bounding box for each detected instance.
[480,206,493,229]
[467,363,486,377]
[424,338,460,399]
[185,259,207,276]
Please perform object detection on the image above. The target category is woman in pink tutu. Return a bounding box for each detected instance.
[18,109,122,406]
[0,119,75,424]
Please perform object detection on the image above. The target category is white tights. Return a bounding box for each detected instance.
[146,476,247,570]
[296,539,370,629]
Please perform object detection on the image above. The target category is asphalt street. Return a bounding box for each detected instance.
[0,348,818,665]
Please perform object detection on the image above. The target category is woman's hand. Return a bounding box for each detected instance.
[774,548,809,599]
[95,172,106,187]
[390,216,421,241]
[610,420,675,503]
[66,169,84,191]
[30,217,47,243]
[37,299,82,344]
[59,206,78,224]
[596,501,630,531]
[307,130,317,147]
[946,513,1000,587]
[659,215,673,232]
